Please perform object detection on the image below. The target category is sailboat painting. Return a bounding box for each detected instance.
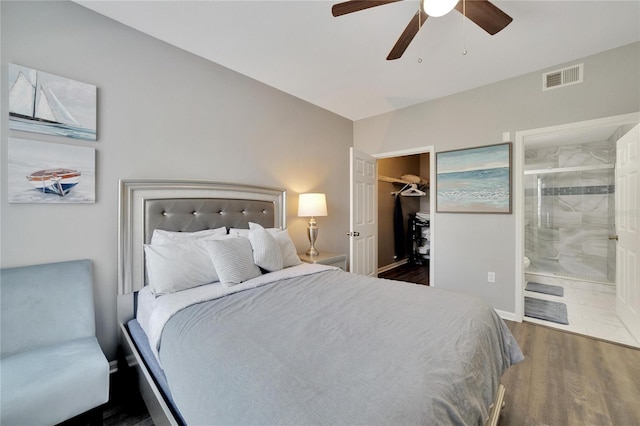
[8,64,97,141]
[8,138,95,203]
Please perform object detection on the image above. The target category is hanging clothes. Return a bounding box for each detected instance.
[393,194,405,259]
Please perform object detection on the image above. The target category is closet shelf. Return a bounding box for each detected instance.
[379,174,429,186]
[379,175,413,184]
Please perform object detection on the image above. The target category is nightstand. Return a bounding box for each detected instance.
[298,251,347,271]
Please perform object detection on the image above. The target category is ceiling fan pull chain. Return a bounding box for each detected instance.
[418,4,424,63]
[462,0,468,55]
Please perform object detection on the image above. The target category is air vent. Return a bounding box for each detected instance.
[543,63,583,91]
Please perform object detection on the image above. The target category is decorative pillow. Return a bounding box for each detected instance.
[248,222,283,272]
[273,229,302,267]
[204,237,262,287]
[151,226,227,245]
[229,227,279,237]
[144,237,225,295]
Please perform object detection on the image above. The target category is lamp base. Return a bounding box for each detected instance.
[306,217,319,257]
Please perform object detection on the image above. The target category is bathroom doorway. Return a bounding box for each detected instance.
[516,113,639,347]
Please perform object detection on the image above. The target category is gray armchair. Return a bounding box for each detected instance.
[1,259,109,425]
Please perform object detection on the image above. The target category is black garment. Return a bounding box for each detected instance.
[393,195,405,258]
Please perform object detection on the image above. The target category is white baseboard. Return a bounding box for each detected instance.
[495,309,518,322]
[377,258,408,274]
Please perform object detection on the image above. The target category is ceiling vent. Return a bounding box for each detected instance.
[543,63,583,91]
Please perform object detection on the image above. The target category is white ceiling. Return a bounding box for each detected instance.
[75,0,640,121]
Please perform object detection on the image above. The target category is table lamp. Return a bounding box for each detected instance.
[298,193,327,256]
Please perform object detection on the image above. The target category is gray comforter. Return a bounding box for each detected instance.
[160,269,523,425]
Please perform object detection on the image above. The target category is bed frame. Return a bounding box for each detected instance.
[117,178,505,426]
[118,179,286,425]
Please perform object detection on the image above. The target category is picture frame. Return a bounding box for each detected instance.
[436,142,512,214]
[8,64,97,141]
[8,137,96,204]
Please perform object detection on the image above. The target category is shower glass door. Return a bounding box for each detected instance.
[524,165,615,283]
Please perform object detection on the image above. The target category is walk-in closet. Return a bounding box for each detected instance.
[377,153,431,285]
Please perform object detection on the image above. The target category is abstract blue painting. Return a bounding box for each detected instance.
[436,143,512,213]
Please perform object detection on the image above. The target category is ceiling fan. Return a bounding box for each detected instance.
[331,0,513,60]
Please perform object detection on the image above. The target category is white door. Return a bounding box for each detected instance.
[349,148,377,276]
[616,123,640,342]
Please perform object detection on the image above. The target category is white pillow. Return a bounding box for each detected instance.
[151,226,227,245]
[231,225,300,268]
[248,222,283,272]
[144,237,225,295]
[204,237,262,287]
[272,229,302,267]
[229,227,279,237]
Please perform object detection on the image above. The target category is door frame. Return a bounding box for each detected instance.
[373,145,436,287]
[514,112,640,322]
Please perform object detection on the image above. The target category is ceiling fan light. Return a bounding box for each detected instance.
[422,0,458,17]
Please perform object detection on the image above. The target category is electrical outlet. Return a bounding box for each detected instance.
[487,272,496,283]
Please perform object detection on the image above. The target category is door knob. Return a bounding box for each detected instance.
[608,235,618,241]
[347,232,360,237]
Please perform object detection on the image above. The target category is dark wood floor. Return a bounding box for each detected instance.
[378,261,430,285]
[85,264,639,425]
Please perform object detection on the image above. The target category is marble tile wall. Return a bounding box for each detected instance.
[524,140,614,169]
[524,141,615,283]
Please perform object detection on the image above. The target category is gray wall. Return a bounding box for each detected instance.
[1,1,352,360]
[355,42,640,314]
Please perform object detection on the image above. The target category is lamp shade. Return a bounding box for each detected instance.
[422,0,458,17]
[298,193,327,217]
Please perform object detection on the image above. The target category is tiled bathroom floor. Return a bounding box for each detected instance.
[524,274,640,348]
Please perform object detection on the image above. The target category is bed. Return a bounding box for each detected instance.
[118,179,524,426]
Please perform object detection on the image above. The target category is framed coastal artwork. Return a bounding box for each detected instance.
[436,142,512,214]
[8,138,96,204]
[8,63,97,141]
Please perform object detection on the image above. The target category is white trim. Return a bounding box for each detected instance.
[377,258,408,274]
[514,112,640,323]
[494,309,518,322]
[372,145,436,287]
[514,132,524,322]
[516,112,640,141]
[372,146,434,159]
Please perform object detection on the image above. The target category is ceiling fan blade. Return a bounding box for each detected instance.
[332,0,402,17]
[387,9,429,60]
[455,0,512,35]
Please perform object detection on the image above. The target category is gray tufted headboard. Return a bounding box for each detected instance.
[118,179,286,295]
[144,198,276,243]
